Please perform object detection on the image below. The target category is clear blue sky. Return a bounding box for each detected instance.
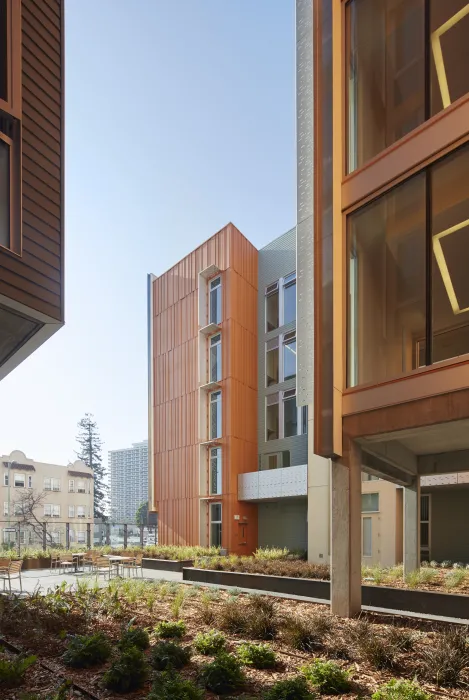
[0,0,296,466]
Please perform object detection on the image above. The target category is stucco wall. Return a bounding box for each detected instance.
[258,498,308,551]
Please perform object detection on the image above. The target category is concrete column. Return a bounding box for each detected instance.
[307,448,331,564]
[330,441,362,617]
[403,480,420,577]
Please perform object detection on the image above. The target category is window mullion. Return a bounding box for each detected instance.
[425,167,433,366]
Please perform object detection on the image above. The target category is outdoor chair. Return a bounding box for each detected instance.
[120,553,143,578]
[0,560,22,592]
[0,558,10,574]
[59,554,75,574]
[94,557,119,580]
[50,554,61,574]
[83,550,99,571]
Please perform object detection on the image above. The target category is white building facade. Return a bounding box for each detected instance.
[109,440,148,523]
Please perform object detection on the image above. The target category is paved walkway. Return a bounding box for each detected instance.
[5,568,468,626]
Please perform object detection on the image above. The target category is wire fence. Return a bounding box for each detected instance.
[0,521,158,554]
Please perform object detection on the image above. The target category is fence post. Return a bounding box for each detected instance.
[42,522,47,551]
[65,523,70,550]
[123,523,128,549]
[140,525,144,547]
[106,523,110,546]
[87,523,91,549]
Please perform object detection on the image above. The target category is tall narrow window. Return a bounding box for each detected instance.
[0,139,9,248]
[68,505,75,518]
[283,389,298,438]
[209,277,222,325]
[266,394,279,441]
[301,405,308,435]
[362,517,372,557]
[265,282,279,332]
[210,390,222,439]
[210,502,222,547]
[210,447,222,495]
[420,493,430,558]
[0,0,7,103]
[283,272,296,325]
[266,338,279,386]
[283,331,296,381]
[210,333,222,382]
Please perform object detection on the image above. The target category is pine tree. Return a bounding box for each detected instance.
[76,413,109,520]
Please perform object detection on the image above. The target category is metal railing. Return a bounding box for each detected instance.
[0,521,158,555]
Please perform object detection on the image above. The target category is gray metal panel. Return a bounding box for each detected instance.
[296,0,314,408]
[258,499,308,551]
[258,229,307,469]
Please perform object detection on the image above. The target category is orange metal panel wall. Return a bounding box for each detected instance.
[152,224,259,552]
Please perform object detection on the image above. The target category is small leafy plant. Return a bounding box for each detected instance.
[62,632,111,668]
[200,652,245,694]
[372,679,432,700]
[102,645,149,693]
[237,642,276,669]
[0,653,36,688]
[263,675,316,700]
[155,620,187,638]
[148,671,204,700]
[150,640,192,670]
[118,624,150,650]
[193,630,226,655]
[301,659,351,694]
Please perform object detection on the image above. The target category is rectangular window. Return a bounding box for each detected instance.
[210,390,222,439]
[68,480,74,493]
[77,531,86,544]
[266,338,279,386]
[283,331,296,381]
[267,454,278,470]
[265,282,279,332]
[0,0,7,102]
[362,473,379,482]
[77,481,86,494]
[210,502,222,547]
[14,473,25,487]
[362,493,379,512]
[283,272,296,325]
[209,277,222,325]
[210,447,222,495]
[68,505,75,518]
[28,476,32,488]
[301,405,308,435]
[3,473,7,486]
[77,506,85,519]
[420,493,430,549]
[45,478,60,492]
[210,333,222,382]
[283,390,298,438]
[44,504,60,517]
[362,517,372,557]
[0,138,9,248]
[266,394,279,441]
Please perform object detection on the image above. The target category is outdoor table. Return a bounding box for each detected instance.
[103,554,136,576]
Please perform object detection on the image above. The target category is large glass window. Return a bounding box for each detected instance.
[346,0,469,173]
[266,394,279,441]
[210,333,222,382]
[210,390,222,439]
[283,391,298,438]
[348,143,469,387]
[283,272,296,325]
[266,338,279,386]
[265,283,279,332]
[210,503,222,547]
[283,333,296,381]
[210,447,222,495]
[0,0,6,102]
[209,277,222,325]
[0,139,9,248]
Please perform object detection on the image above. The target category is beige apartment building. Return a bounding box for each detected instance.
[1,450,94,548]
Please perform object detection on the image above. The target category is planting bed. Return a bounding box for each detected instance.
[0,578,467,698]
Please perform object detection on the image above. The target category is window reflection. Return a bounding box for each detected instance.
[283,337,296,381]
[283,395,298,438]
[430,2,469,115]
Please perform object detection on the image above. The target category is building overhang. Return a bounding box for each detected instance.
[238,465,307,501]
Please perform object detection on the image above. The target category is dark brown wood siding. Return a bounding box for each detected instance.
[0,0,63,322]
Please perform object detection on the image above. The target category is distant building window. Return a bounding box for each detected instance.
[362,473,379,482]
[44,504,60,517]
[3,473,7,486]
[77,480,86,494]
[44,478,60,492]
[265,282,279,332]
[210,333,222,382]
[28,476,32,488]
[69,480,74,492]
[77,506,85,519]
[283,272,296,325]
[68,505,75,518]
[361,493,379,512]
[210,447,222,495]
[77,531,86,544]
[209,277,222,325]
[266,338,279,386]
[210,390,222,439]
[14,474,25,488]
[362,517,372,557]
[210,502,222,547]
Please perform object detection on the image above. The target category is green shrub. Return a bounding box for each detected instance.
[372,679,432,700]
[246,595,278,640]
[283,613,331,651]
[148,672,204,700]
[62,632,111,668]
[102,645,148,693]
[118,625,150,650]
[263,675,316,700]
[200,652,245,694]
[0,654,36,688]
[387,626,414,652]
[353,620,397,670]
[149,641,192,670]
[155,620,187,638]
[237,642,276,669]
[218,599,248,634]
[193,630,226,655]
[301,659,351,694]
[421,626,469,686]
[254,547,291,560]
